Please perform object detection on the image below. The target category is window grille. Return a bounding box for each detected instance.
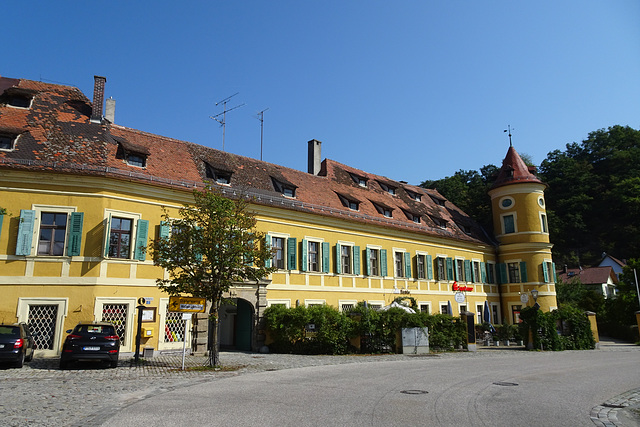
[27,304,58,350]
[101,304,128,345]
[164,310,186,343]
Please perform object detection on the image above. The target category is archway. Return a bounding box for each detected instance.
[219,298,254,351]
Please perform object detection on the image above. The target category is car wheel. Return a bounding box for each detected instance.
[109,358,118,369]
[14,353,24,368]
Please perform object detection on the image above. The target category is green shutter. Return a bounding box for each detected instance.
[446,257,453,280]
[426,255,433,280]
[404,252,411,278]
[134,219,149,261]
[498,263,507,284]
[380,249,387,277]
[0,214,4,241]
[520,261,528,283]
[159,221,170,239]
[264,234,272,268]
[464,260,471,282]
[322,242,330,273]
[542,262,549,282]
[301,239,308,272]
[552,262,557,282]
[16,209,35,256]
[480,262,487,283]
[454,259,460,281]
[353,246,360,275]
[66,212,84,256]
[335,243,341,274]
[365,247,371,276]
[287,237,297,270]
[103,215,112,257]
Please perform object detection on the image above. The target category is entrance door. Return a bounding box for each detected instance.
[235,299,253,351]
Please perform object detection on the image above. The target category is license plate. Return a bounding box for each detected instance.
[83,346,100,351]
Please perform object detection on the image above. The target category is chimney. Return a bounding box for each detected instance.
[307,139,322,175]
[91,75,107,123]
[105,97,115,123]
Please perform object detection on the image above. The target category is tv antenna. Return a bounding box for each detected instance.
[210,93,245,151]
[503,125,514,147]
[255,108,269,161]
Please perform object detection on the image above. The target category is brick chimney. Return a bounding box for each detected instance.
[307,139,322,175]
[91,76,107,123]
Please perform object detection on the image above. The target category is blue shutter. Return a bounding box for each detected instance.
[404,252,411,278]
[380,249,388,277]
[0,214,4,241]
[365,247,371,276]
[335,243,341,274]
[353,246,360,275]
[498,263,507,284]
[301,239,308,272]
[264,234,272,268]
[16,209,35,256]
[287,237,297,270]
[426,255,433,280]
[542,262,549,282]
[480,262,487,283]
[159,221,170,239]
[454,259,460,281]
[464,260,471,282]
[446,257,453,280]
[134,219,149,261]
[66,212,84,256]
[322,242,330,273]
[520,261,528,282]
[552,262,557,282]
[103,215,112,257]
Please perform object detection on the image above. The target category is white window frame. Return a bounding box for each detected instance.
[491,303,500,324]
[93,297,137,352]
[472,260,481,283]
[440,303,450,315]
[0,133,20,151]
[29,205,77,257]
[158,298,192,350]
[499,196,515,210]
[501,212,517,235]
[418,302,431,314]
[266,299,291,308]
[540,212,548,233]
[304,299,326,307]
[339,300,358,312]
[338,240,355,275]
[367,245,382,277]
[104,209,142,260]
[367,301,384,310]
[455,257,466,282]
[305,237,324,273]
[17,297,68,358]
[394,249,406,278]
[269,233,290,270]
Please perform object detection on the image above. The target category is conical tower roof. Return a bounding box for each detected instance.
[491,146,543,189]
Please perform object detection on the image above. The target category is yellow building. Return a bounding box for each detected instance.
[0,75,556,357]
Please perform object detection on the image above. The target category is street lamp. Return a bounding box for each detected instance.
[530,289,539,303]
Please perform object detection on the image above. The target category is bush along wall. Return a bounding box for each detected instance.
[263,303,466,354]
[518,306,596,351]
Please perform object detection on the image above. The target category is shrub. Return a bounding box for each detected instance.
[519,306,595,351]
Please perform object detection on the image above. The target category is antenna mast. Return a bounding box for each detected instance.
[210,93,245,151]
[503,125,514,147]
[256,108,269,161]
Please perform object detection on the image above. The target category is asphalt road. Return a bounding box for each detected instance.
[108,347,640,427]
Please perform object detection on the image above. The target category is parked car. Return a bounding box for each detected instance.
[59,322,120,369]
[0,323,35,368]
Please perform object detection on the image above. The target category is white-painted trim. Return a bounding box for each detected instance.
[304,299,325,307]
[266,299,291,308]
[158,298,192,350]
[93,297,137,352]
[17,297,68,357]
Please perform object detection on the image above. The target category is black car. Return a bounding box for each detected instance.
[59,322,120,369]
[0,323,35,368]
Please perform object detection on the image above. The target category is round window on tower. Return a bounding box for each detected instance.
[538,197,545,208]
[500,197,514,209]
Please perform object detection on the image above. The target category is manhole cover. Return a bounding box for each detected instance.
[400,390,429,395]
[493,381,519,386]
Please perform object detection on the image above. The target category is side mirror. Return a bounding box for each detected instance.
[66,329,72,333]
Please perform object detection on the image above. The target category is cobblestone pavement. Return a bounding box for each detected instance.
[0,342,637,427]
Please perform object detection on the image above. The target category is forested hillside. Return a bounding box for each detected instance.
[421,125,640,268]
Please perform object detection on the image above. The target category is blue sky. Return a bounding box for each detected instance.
[4,1,639,184]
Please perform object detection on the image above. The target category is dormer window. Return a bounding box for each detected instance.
[126,153,146,167]
[459,224,472,235]
[8,95,32,108]
[114,137,149,168]
[1,88,35,109]
[406,190,422,202]
[378,182,396,195]
[0,133,18,151]
[403,210,421,224]
[429,195,446,207]
[349,173,367,187]
[430,216,447,229]
[337,194,360,211]
[205,163,232,185]
[272,178,297,198]
[373,203,393,218]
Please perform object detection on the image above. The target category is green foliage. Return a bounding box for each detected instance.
[556,279,605,314]
[264,304,466,354]
[599,259,640,341]
[518,306,595,351]
[0,206,7,216]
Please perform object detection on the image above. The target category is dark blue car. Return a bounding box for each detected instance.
[0,323,35,368]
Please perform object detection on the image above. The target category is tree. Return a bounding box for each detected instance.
[151,187,276,366]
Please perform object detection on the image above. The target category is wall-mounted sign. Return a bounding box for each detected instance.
[454,292,466,303]
[168,296,206,313]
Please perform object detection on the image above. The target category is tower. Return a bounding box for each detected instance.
[489,146,558,324]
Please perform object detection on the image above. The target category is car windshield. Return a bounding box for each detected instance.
[74,325,115,335]
[0,326,20,338]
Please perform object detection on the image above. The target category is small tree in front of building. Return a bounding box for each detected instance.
[151,187,275,367]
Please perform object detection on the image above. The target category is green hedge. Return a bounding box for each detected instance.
[264,303,466,354]
[518,306,595,351]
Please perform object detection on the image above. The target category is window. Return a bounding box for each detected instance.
[0,133,18,151]
[456,259,465,281]
[126,153,146,168]
[435,257,447,281]
[500,197,514,209]
[492,304,500,324]
[440,303,449,315]
[406,190,422,202]
[271,237,285,269]
[459,224,472,235]
[476,304,484,324]
[271,178,297,198]
[394,251,411,278]
[38,213,68,256]
[404,211,421,224]
[430,195,446,206]
[205,163,232,185]
[378,182,396,195]
[503,214,515,234]
[417,254,425,279]
[340,301,357,312]
[7,95,32,108]
[336,243,359,275]
[472,262,481,283]
[308,241,319,271]
[341,246,351,273]
[508,262,520,283]
[542,261,555,283]
[1,88,34,109]
[373,203,393,218]
[486,263,496,284]
[540,213,548,233]
[349,173,367,187]
[301,239,328,273]
[109,217,133,259]
[366,248,383,276]
[337,194,359,211]
[431,216,447,229]
[419,303,430,314]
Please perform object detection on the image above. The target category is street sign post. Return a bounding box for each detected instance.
[168,296,206,313]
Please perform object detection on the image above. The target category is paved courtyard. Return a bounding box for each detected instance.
[0,340,638,426]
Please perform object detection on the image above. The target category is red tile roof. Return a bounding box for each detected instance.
[558,266,618,285]
[492,146,544,189]
[0,76,494,246]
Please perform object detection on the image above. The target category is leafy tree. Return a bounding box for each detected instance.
[555,279,605,314]
[151,187,275,366]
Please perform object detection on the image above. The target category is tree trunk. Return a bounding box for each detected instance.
[208,301,220,367]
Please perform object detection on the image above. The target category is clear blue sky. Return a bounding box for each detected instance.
[4,1,639,184]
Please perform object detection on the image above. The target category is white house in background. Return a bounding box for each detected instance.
[598,254,627,280]
[558,266,618,299]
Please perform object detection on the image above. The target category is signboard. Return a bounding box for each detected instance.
[454,291,466,303]
[520,293,529,304]
[168,296,206,313]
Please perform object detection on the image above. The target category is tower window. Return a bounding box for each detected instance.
[503,214,515,234]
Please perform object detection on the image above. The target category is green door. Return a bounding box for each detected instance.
[235,299,253,351]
